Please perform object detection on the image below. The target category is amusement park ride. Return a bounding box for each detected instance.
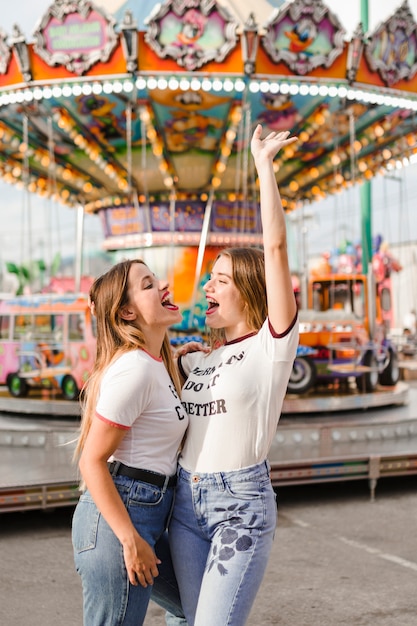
[288,236,402,395]
[1,0,417,510]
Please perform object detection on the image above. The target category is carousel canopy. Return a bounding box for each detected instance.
[0,0,417,250]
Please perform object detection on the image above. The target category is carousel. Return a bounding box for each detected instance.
[1,0,417,510]
[1,0,417,323]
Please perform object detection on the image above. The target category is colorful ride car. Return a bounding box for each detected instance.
[0,294,96,400]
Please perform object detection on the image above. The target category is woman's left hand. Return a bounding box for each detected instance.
[251,124,298,163]
[175,341,209,358]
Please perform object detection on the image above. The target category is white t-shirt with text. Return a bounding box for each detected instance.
[179,316,298,473]
[96,349,188,476]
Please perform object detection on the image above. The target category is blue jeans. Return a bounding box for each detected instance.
[169,461,277,626]
[151,532,188,625]
[72,474,186,626]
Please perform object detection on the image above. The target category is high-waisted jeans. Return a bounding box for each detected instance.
[169,461,277,626]
[72,474,186,626]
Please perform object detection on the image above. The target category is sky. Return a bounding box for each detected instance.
[0,0,417,272]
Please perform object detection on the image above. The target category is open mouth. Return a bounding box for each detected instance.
[206,298,219,314]
[161,292,179,311]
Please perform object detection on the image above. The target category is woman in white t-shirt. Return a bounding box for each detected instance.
[71,259,188,625]
[170,126,299,626]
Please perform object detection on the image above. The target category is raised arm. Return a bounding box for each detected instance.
[250,124,298,334]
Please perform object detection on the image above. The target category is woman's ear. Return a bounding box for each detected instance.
[119,306,137,321]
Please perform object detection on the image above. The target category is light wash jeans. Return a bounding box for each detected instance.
[169,461,277,626]
[72,473,186,626]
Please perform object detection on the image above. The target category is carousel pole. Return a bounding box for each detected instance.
[21,114,34,293]
[22,115,32,263]
[189,187,216,328]
[74,204,84,294]
[360,0,372,273]
[121,11,145,235]
[126,95,141,222]
[359,0,377,340]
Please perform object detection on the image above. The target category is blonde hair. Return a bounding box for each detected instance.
[74,259,181,458]
[208,247,267,348]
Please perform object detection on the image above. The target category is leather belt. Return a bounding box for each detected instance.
[108,461,176,489]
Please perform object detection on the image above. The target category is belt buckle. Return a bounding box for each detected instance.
[110,460,121,476]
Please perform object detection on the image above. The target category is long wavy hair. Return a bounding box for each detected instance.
[74,259,181,458]
[208,247,267,348]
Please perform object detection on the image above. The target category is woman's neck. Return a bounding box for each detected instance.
[224,322,256,343]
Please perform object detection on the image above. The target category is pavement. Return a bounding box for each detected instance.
[1,475,417,625]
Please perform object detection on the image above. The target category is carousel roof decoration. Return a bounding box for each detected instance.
[32,0,119,76]
[0,29,11,75]
[364,0,417,86]
[144,0,240,71]
[0,0,417,251]
[9,25,32,82]
[261,0,346,74]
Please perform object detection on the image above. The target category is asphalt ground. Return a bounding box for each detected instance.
[1,476,417,626]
